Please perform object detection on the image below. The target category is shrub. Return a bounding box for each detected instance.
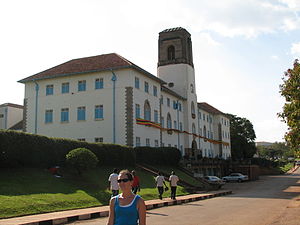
[134,146,181,166]
[66,148,99,175]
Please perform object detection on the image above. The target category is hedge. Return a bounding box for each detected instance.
[0,130,181,168]
[134,146,181,166]
[0,130,134,168]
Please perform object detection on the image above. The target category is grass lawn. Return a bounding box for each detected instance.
[0,166,189,219]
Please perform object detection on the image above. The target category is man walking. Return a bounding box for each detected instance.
[108,168,119,197]
[155,172,167,200]
[169,171,179,200]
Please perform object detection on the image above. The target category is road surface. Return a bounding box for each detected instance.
[67,168,300,225]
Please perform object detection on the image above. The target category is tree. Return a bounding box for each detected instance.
[257,142,293,160]
[279,59,300,158]
[66,148,99,175]
[227,114,257,160]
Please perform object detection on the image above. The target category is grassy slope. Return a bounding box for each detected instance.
[0,166,188,219]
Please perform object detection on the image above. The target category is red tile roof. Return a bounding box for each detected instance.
[19,53,164,84]
[198,102,227,116]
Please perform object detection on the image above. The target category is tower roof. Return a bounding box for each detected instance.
[160,27,190,34]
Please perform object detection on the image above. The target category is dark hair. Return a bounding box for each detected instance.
[119,169,133,181]
[113,168,118,173]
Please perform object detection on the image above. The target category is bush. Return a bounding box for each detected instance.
[66,148,99,175]
[134,146,181,166]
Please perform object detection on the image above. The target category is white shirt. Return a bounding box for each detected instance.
[108,173,119,190]
[155,175,165,187]
[169,175,179,187]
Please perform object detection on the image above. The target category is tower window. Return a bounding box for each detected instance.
[167,45,175,60]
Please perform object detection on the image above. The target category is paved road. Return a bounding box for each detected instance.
[67,168,300,225]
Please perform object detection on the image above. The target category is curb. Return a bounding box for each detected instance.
[0,190,232,225]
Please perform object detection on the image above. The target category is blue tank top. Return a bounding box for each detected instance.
[114,194,140,225]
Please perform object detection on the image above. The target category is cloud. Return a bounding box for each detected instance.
[271,55,280,60]
[182,0,300,38]
[291,42,300,55]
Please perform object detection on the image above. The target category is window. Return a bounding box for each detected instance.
[173,101,177,109]
[191,101,195,118]
[146,138,150,147]
[95,105,103,119]
[135,104,140,118]
[161,116,164,128]
[167,45,175,60]
[78,80,86,92]
[154,110,158,123]
[204,126,207,138]
[174,121,177,129]
[0,114,4,118]
[135,77,140,89]
[160,95,163,104]
[192,123,196,134]
[61,108,69,122]
[153,85,157,96]
[200,128,202,136]
[61,83,69,94]
[45,110,53,123]
[167,98,170,107]
[77,106,86,121]
[95,137,103,143]
[168,144,171,147]
[144,100,151,121]
[198,111,202,119]
[203,113,205,121]
[179,122,182,131]
[190,84,194,93]
[178,103,182,111]
[155,140,159,147]
[46,85,54,95]
[95,78,104,89]
[144,81,149,93]
[136,137,141,147]
[78,138,85,142]
[167,113,172,129]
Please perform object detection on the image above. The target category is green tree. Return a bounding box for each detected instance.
[279,59,300,158]
[66,148,99,175]
[257,142,292,159]
[227,114,257,160]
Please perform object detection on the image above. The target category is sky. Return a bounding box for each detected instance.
[1,0,300,143]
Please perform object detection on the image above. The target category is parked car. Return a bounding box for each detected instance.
[204,176,225,188]
[222,173,249,182]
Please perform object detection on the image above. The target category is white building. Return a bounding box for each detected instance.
[0,103,24,131]
[19,27,231,159]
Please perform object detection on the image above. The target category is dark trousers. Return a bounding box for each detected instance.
[157,186,164,199]
[112,190,119,197]
[171,186,177,199]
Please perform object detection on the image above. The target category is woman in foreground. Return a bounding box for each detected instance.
[107,169,146,225]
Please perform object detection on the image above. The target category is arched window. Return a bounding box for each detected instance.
[167,45,175,60]
[192,123,196,134]
[203,126,207,138]
[190,84,194,93]
[167,113,172,129]
[191,101,195,118]
[144,100,151,121]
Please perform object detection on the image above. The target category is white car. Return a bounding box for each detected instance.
[204,176,225,188]
[222,173,249,182]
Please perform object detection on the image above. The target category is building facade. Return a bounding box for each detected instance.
[0,103,24,131]
[19,27,231,159]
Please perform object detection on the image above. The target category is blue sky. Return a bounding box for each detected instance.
[1,0,299,142]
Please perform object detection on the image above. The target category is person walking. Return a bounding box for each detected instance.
[169,171,179,200]
[107,169,146,225]
[108,168,119,197]
[155,172,167,200]
[131,170,140,194]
